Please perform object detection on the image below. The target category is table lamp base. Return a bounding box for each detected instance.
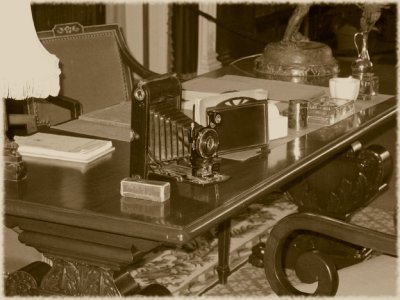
[4,139,27,181]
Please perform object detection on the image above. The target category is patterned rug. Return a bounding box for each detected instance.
[127,194,395,297]
[129,194,297,296]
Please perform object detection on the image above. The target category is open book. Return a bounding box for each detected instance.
[14,133,115,163]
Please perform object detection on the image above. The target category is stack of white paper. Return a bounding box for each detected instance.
[14,132,115,163]
[182,75,328,101]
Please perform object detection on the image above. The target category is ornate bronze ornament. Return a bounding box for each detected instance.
[254,4,339,85]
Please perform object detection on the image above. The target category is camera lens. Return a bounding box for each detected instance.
[206,138,215,150]
[195,128,219,158]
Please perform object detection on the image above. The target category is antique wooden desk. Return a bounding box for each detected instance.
[4,60,397,296]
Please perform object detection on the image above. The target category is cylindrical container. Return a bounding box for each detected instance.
[288,99,308,131]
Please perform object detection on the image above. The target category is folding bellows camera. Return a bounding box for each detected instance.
[129,73,269,186]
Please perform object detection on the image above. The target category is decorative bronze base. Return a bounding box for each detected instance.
[254,41,339,85]
[4,139,27,181]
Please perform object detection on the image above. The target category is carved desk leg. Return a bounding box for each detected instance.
[216,218,231,284]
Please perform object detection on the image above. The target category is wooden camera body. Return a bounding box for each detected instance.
[130,74,228,185]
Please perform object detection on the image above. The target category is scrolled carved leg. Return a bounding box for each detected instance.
[294,250,338,294]
[39,256,121,296]
[263,212,396,296]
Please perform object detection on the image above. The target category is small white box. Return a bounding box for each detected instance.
[120,178,170,202]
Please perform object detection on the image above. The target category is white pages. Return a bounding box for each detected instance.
[14,133,115,163]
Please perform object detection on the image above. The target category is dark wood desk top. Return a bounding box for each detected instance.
[4,65,398,247]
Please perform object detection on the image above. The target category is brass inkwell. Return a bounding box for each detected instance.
[351,4,387,100]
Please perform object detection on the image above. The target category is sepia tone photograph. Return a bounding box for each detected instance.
[1,0,397,297]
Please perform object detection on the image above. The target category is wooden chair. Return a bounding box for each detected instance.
[9,22,158,130]
[262,144,397,296]
[264,211,397,296]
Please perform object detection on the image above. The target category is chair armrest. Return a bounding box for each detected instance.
[120,48,158,79]
[45,95,83,120]
[264,212,397,296]
[116,31,159,79]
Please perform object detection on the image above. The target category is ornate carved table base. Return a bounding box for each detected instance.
[287,143,392,220]
[5,256,172,296]
[4,215,172,297]
[39,256,122,296]
[6,257,131,296]
[5,261,51,296]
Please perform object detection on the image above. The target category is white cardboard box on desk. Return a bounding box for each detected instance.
[120,178,170,202]
[182,89,288,140]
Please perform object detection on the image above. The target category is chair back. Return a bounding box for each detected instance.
[35,22,155,125]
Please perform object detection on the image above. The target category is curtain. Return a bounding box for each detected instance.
[31,4,105,31]
[170,4,198,80]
